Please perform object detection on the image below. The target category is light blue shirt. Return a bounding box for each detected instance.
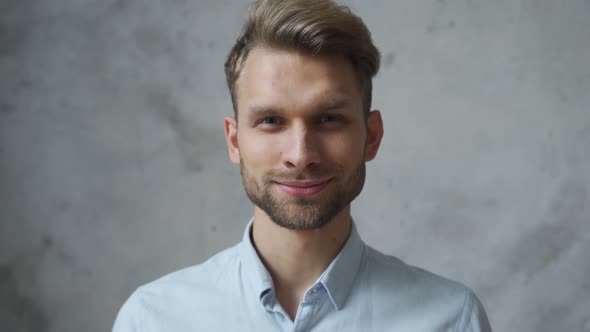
[113,219,492,331]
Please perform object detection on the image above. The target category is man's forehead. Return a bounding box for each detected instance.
[235,48,361,111]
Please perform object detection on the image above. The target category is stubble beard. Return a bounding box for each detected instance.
[240,159,366,230]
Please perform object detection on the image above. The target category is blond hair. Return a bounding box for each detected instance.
[225,0,381,116]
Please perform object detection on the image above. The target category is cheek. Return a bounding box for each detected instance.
[238,133,282,168]
[324,130,365,162]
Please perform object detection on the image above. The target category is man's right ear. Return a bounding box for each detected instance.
[224,116,240,164]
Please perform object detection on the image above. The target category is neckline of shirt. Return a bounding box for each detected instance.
[239,217,366,311]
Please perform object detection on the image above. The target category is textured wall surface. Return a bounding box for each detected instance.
[1,0,589,331]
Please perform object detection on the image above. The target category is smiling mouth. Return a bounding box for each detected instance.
[274,178,334,197]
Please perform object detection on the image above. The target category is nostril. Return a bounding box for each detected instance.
[284,160,296,168]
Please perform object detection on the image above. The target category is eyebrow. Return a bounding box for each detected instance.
[246,105,282,119]
[247,97,353,117]
[317,97,353,111]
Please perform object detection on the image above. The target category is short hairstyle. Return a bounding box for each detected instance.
[224,0,381,117]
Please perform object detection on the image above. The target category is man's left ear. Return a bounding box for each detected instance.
[365,110,384,161]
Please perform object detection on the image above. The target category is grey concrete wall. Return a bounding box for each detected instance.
[1,0,588,331]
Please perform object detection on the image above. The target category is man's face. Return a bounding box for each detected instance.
[224,47,382,230]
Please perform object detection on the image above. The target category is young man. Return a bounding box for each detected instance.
[114,0,492,331]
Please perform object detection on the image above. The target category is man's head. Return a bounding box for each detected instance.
[224,0,383,230]
[225,0,380,118]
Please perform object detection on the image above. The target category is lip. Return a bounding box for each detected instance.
[274,178,333,197]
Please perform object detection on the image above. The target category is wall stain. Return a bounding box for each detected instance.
[0,20,31,59]
[531,299,588,332]
[509,223,575,281]
[504,180,588,279]
[383,52,396,67]
[433,177,588,307]
[19,80,32,89]
[556,89,568,102]
[38,235,91,277]
[135,24,173,58]
[40,235,53,251]
[1,103,14,113]
[1,79,33,114]
[0,265,11,283]
[0,263,50,332]
[426,20,456,34]
[50,196,71,213]
[146,90,207,173]
[107,0,132,14]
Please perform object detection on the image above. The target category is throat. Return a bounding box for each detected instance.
[274,286,306,321]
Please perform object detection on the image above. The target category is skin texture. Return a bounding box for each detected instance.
[224,46,383,320]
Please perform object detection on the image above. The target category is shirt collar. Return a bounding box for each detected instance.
[239,217,366,310]
[239,218,274,305]
[317,218,365,310]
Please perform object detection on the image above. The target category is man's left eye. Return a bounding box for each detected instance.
[319,115,338,123]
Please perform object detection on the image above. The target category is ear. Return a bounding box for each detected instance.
[224,116,240,164]
[365,110,384,161]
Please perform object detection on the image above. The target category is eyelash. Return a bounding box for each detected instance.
[257,117,282,126]
[256,115,341,127]
[319,114,339,123]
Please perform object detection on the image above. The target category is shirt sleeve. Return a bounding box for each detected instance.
[459,290,493,332]
[112,290,142,332]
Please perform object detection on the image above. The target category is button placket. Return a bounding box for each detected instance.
[293,301,316,332]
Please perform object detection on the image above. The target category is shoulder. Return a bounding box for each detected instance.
[139,242,241,295]
[363,245,469,297]
[359,246,491,331]
[113,244,242,331]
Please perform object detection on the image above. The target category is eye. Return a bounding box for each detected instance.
[257,116,282,126]
[319,114,339,123]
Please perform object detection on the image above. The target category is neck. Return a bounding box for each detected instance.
[251,206,352,304]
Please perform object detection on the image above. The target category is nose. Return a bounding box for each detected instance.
[282,123,320,171]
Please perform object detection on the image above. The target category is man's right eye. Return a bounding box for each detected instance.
[259,117,281,125]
